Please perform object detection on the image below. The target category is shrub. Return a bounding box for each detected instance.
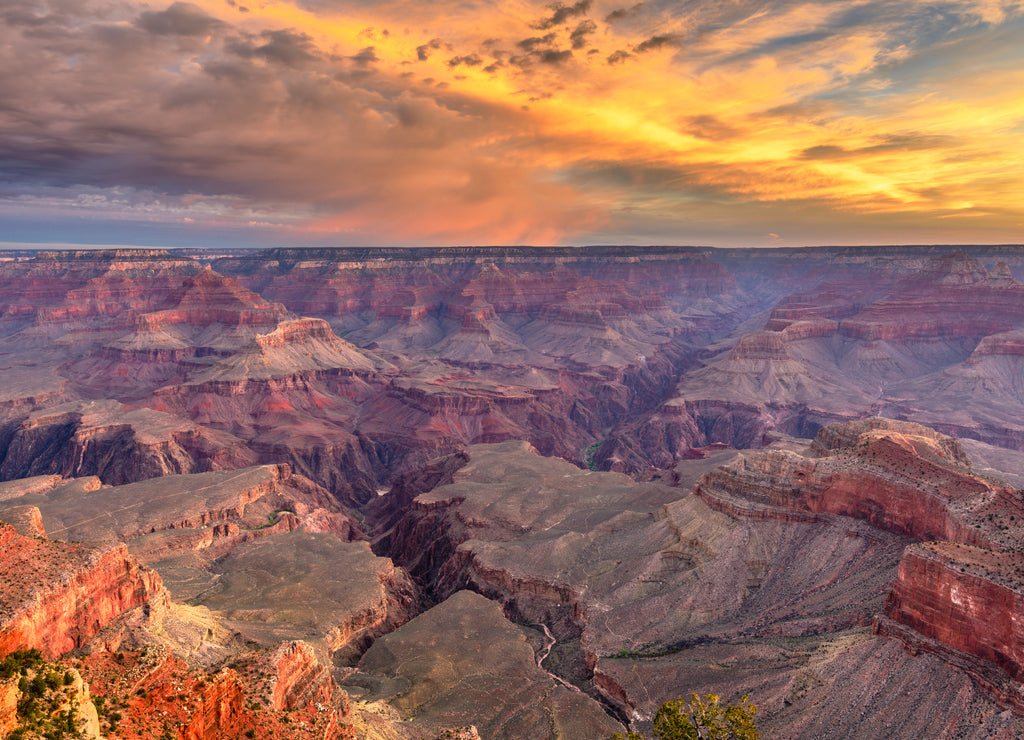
[613,693,759,740]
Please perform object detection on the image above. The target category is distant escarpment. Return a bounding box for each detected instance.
[603,251,1024,471]
[0,248,749,502]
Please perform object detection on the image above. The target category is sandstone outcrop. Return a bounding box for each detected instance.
[879,543,1024,708]
[0,522,167,659]
[694,418,1011,544]
[269,641,340,712]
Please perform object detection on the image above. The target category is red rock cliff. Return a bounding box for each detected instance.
[270,641,342,712]
[0,523,166,658]
[695,419,1002,544]
[880,543,1024,708]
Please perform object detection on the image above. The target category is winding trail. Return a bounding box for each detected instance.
[535,623,582,693]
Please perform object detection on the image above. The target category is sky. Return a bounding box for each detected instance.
[1,0,1023,248]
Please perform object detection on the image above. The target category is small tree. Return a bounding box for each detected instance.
[614,693,759,740]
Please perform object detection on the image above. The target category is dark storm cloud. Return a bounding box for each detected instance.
[605,3,643,23]
[606,49,631,64]
[447,53,483,67]
[633,34,681,53]
[517,33,557,51]
[135,2,224,36]
[538,48,573,64]
[569,20,596,49]
[416,37,444,61]
[512,31,573,67]
[350,46,378,66]
[227,29,322,67]
[0,0,609,245]
[532,0,591,30]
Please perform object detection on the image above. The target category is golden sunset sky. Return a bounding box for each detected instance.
[1,0,1022,246]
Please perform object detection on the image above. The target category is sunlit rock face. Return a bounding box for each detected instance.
[0,522,167,658]
[880,544,1024,707]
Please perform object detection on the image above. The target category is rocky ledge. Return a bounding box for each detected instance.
[878,542,1024,709]
[695,417,1016,545]
[0,522,168,658]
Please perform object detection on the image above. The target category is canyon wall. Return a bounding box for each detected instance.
[0,522,167,658]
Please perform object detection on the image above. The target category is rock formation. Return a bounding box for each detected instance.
[0,522,167,658]
[8,246,1024,737]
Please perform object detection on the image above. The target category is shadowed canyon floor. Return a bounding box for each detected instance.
[5,245,1024,738]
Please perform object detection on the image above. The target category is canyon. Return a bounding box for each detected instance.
[3,245,1024,737]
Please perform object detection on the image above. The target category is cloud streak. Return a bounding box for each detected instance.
[0,0,1022,247]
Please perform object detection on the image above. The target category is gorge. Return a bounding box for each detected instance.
[3,245,1024,738]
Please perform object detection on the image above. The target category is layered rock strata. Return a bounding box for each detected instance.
[695,418,1007,544]
[694,417,1024,713]
[375,440,912,733]
[0,522,167,658]
[878,543,1024,709]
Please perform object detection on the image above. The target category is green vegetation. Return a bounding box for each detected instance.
[582,441,604,471]
[614,693,759,740]
[0,648,45,679]
[246,508,295,531]
[2,650,86,739]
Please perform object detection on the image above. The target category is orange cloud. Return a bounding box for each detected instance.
[1,0,1022,246]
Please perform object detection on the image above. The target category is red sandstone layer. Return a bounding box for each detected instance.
[0,523,167,658]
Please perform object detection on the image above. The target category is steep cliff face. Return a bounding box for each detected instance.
[270,641,340,712]
[869,544,1024,718]
[374,441,916,728]
[881,544,1024,695]
[178,669,247,740]
[694,418,1010,544]
[0,523,167,659]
